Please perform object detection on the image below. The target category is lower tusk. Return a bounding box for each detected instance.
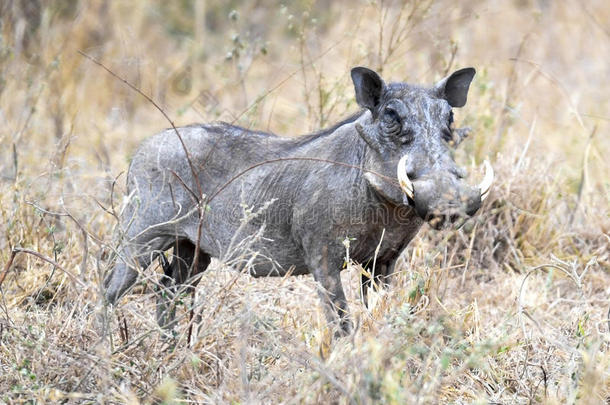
[479,159,494,201]
[397,155,414,200]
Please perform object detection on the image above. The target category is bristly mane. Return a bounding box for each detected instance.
[291,110,366,145]
[186,110,366,143]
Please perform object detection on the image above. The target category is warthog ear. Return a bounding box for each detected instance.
[351,67,385,113]
[435,67,476,108]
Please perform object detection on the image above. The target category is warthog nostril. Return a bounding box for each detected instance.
[465,200,481,216]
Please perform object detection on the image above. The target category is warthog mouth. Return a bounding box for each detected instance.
[397,155,494,227]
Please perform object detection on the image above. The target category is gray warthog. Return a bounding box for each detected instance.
[104,66,493,335]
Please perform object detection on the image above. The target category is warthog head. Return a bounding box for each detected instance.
[352,67,493,229]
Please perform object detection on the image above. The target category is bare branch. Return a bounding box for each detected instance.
[1,248,85,288]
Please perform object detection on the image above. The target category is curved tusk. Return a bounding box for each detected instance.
[397,155,414,200]
[479,159,494,201]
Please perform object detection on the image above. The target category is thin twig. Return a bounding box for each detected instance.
[0,248,85,288]
[78,51,203,199]
[229,36,347,126]
[207,156,398,204]
[510,57,586,131]
[0,250,17,288]
[78,50,209,282]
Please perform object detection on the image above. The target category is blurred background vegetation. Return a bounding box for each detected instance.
[0,0,608,403]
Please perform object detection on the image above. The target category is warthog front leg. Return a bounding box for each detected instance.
[314,272,352,336]
[156,240,211,329]
[361,258,399,308]
[310,246,353,336]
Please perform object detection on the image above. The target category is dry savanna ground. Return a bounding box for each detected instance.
[0,0,609,403]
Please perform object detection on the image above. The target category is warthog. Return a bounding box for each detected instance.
[104,66,493,335]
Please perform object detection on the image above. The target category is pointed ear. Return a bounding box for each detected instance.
[434,67,476,108]
[351,67,385,112]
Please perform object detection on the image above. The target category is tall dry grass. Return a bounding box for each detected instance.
[0,0,608,403]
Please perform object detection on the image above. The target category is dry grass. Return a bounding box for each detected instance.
[1,0,609,403]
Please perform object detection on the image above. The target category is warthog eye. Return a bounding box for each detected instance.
[381,106,402,137]
[383,106,400,123]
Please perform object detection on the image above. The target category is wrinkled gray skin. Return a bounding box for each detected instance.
[104,67,480,335]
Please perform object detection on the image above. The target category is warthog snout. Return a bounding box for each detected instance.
[398,156,493,228]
